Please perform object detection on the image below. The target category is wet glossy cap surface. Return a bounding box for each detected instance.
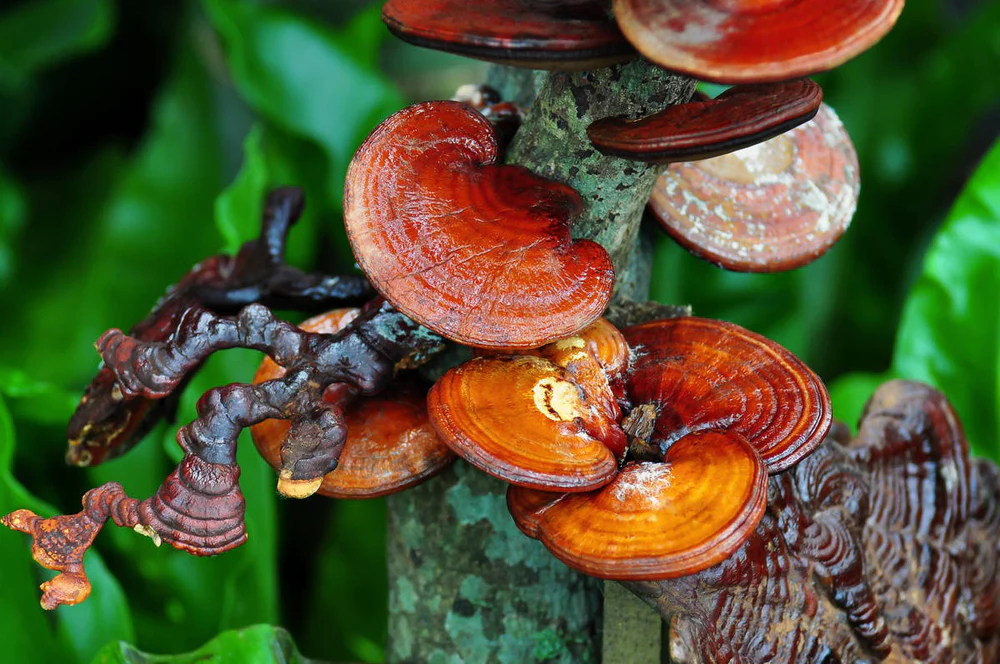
[587,79,822,164]
[344,101,614,349]
[383,0,634,70]
[509,429,767,579]
[624,317,831,473]
[614,0,905,83]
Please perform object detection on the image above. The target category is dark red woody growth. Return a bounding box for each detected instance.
[614,0,906,83]
[382,0,635,70]
[344,100,615,349]
[587,79,823,163]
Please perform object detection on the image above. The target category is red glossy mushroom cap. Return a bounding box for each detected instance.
[428,354,622,491]
[587,79,822,164]
[382,0,635,71]
[649,103,859,272]
[624,317,831,473]
[614,0,905,83]
[344,101,614,349]
[251,310,454,498]
[508,429,767,579]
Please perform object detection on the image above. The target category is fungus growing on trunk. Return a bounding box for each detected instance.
[430,314,829,579]
[613,0,906,82]
[587,79,823,163]
[344,100,615,349]
[648,103,860,272]
[508,429,767,579]
[624,317,832,473]
[382,0,635,70]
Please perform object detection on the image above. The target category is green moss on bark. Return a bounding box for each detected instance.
[386,59,693,663]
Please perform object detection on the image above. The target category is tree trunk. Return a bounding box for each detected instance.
[386,60,695,663]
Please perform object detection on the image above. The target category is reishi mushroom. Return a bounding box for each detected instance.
[344,100,614,349]
[614,0,906,83]
[429,314,830,579]
[624,317,831,473]
[251,309,455,498]
[508,429,767,579]
[381,0,635,71]
[647,103,860,272]
[587,79,823,163]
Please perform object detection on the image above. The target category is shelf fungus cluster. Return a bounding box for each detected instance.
[628,381,1000,662]
[430,315,831,579]
[7,2,998,661]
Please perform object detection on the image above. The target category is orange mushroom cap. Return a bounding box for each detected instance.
[614,0,905,83]
[427,354,622,491]
[508,429,767,579]
[588,79,823,164]
[382,0,635,71]
[623,317,831,473]
[483,318,631,448]
[251,309,454,498]
[649,103,859,272]
[344,101,615,349]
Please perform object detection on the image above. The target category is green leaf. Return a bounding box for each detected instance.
[0,366,78,425]
[0,394,134,664]
[0,0,114,91]
[90,624,315,664]
[891,138,1000,459]
[0,167,25,286]
[204,0,403,208]
[213,122,330,269]
[827,372,886,435]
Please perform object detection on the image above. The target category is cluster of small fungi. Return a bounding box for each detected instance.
[4,0,1000,662]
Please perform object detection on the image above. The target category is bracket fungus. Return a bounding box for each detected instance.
[344,100,614,349]
[614,0,906,83]
[587,79,823,163]
[430,314,829,580]
[251,309,455,498]
[381,0,634,70]
[625,381,1000,662]
[508,430,767,580]
[648,103,860,272]
[625,317,831,473]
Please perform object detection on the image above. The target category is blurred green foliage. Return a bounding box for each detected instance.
[0,0,996,661]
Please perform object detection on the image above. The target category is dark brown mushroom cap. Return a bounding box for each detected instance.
[509,429,768,579]
[614,0,905,83]
[344,101,614,349]
[624,317,831,473]
[587,79,822,164]
[382,0,635,71]
[251,309,455,498]
[427,354,622,491]
[649,103,860,272]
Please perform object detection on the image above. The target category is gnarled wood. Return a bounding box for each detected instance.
[625,380,1000,663]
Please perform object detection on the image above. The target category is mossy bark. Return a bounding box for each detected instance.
[386,59,694,663]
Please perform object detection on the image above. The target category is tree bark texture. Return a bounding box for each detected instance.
[386,59,695,663]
